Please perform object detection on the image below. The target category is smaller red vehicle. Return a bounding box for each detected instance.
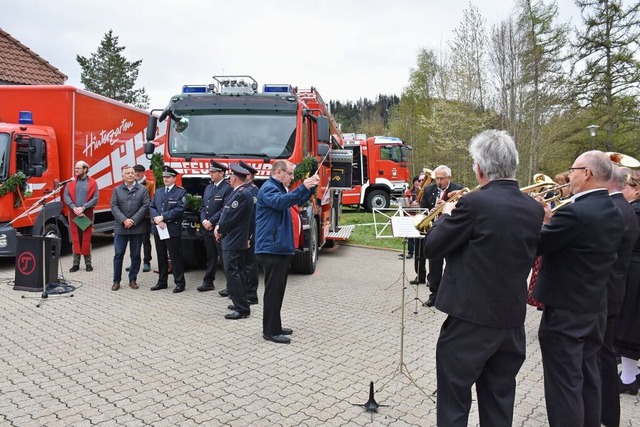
[341,133,410,211]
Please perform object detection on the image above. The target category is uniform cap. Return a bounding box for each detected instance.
[209,160,228,172]
[162,165,179,177]
[229,163,249,179]
[238,160,258,175]
[133,164,146,172]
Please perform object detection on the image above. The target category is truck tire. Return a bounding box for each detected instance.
[291,219,318,274]
[180,239,207,269]
[43,222,70,254]
[364,190,390,211]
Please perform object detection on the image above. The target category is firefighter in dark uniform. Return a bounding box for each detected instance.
[197,160,233,292]
[215,164,255,319]
[239,160,260,304]
[150,165,187,293]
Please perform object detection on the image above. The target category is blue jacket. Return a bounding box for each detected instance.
[255,176,313,256]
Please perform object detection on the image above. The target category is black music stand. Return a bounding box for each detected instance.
[376,215,433,400]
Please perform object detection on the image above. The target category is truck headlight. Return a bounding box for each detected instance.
[0,234,7,248]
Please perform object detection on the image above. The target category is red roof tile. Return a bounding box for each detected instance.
[0,28,67,85]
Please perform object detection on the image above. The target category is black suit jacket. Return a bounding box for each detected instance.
[424,180,544,328]
[607,193,639,308]
[149,185,187,237]
[533,189,625,313]
[420,182,464,210]
[200,179,233,225]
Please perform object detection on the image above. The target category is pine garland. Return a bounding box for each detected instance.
[0,171,27,197]
[150,153,164,188]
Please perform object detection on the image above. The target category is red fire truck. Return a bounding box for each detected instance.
[144,76,353,274]
[0,85,155,257]
[341,133,410,211]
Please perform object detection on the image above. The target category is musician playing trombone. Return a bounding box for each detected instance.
[423,130,544,427]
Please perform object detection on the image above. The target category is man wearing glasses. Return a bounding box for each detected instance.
[533,151,624,426]
[255,160,319,344]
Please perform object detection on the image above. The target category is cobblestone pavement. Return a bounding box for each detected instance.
[0,236,638,426]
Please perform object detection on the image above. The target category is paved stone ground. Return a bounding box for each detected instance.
[0,236,638,426]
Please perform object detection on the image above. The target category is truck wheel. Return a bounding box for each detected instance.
[181,239,207,269]
[43,222,70,254]
[365,190,390,211]
[291,220,318,274]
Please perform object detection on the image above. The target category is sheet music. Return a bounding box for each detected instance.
[391,216,422,238]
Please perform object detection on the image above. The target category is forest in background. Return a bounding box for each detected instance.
[330,0,640,187]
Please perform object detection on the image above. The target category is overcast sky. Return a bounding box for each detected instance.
[2,0,584,108]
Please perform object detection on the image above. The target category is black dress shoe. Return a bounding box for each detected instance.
[150,284,168,291]
[197,283,215,292]
[409,278,425,285]
[263,334,291,344]
[125,266,131,272]
[69,265,80,272]
[225,311,249,320]
[218,288,229,297]
[85,265,93,272]
[406,254,413,259]
[228,304,237,310]
[423,295,436,307]
[619,378,639,395]
[247,298,259,305]
[281,327,293,335]
[173,287,185,294]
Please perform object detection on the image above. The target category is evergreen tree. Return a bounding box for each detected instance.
[76,30,150,109]
[573,0,640,150]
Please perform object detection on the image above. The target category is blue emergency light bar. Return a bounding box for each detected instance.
[19,111,33,125]
[182,85,208,94]
[263,84,293,94]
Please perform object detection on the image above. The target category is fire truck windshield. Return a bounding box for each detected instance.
[380,145,405,163]
[169,112,296,158]
[0,133,9,182]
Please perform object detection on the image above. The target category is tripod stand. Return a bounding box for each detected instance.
[378,218,432,401]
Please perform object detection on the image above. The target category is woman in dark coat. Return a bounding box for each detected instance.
[615,169,640,394]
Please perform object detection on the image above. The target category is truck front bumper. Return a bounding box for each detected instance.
[0,224,17,257]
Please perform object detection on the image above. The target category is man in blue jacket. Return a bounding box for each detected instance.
[256,160,319,344]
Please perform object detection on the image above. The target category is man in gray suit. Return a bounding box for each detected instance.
[424,130,544,427]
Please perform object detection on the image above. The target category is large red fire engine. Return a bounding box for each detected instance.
[341,133,410,211]
[144,76,353,274]
[0,85,154,257]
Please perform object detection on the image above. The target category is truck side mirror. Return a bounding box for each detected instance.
[28,138,44,177]
[318,143,329,157]
[146,115,158,142]
[317,116,330,143]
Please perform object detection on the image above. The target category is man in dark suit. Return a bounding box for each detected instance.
[197,160,232,292]
[533,150,625,427]
[416,165,463,307]
[149,165,187,293]
[600,165,638,427]
[215,164,255,320]
[424,130,544,427]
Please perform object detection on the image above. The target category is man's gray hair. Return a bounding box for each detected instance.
[582,150,613,183]
[469,130,519,180]
[434,165,452,177]
[609,165,628,191]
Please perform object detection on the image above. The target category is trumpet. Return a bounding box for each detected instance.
[414,187,474,232]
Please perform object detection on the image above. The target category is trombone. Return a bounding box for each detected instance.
[413,187,474,232]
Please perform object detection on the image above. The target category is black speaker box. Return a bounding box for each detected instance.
[14,235,60,292]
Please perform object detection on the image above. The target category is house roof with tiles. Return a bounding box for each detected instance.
[0,28,67,85]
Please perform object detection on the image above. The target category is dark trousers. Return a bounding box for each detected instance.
[142,220,152,264]
[244,244,259,300]
[407,238,415,256]
[436,316,525,427]
[153,235,185,288]
[202,232,221,285]
[428,258,444,295]
[538,307,606,427]
[415,239,426,281]
[223,250,249,314]
[600,303,622,427]
[257,253,290,336]
[113,234,142,283]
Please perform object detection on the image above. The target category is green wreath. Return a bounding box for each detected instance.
[0,171,27,199]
